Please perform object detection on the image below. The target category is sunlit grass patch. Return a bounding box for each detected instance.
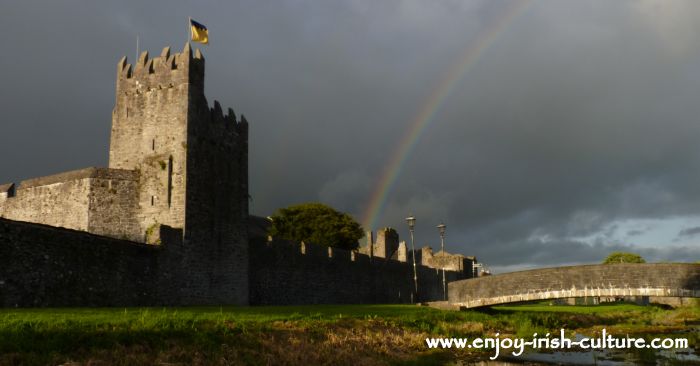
[0,303,696,365]
[493,302,658,314]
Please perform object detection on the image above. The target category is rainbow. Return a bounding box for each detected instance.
[361,1,533,230]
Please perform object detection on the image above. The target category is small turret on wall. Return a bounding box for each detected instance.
[359,227,400,259]
[374,227,399,259]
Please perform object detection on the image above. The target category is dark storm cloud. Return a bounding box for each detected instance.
[678,227,700,239]
[472,238,700,269]
[2,1,699,271]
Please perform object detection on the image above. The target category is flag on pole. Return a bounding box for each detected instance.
[190,19,209,44]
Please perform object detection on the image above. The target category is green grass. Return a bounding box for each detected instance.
[0,304,484,330]
[0,303,696,365]
[0,305,474,365]
[494,302,659,314]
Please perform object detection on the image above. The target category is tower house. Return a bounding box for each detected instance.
[110,43,249,304]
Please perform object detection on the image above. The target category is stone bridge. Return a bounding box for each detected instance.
[448,263,700,308]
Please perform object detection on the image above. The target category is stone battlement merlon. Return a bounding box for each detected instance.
[0,183,14,194]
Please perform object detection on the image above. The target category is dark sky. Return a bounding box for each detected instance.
[2,1,699,272]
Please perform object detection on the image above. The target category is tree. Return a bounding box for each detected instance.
[267,202,364,250]
[602,252,646,264]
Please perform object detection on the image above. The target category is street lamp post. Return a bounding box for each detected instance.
[437,223,446,301]
[406,215,418,303]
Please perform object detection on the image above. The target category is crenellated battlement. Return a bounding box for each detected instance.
[115,43,204,93]
[116,43,204,77]
[264,236,383,265]
[113,43,245,143]
[250,234,472,304]
[203,100,249,138]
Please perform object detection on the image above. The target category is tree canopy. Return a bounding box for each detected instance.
[267,202,364,250]
[602,252,646,264]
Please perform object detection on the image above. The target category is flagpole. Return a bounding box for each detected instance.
[136,35,139,61]
[187,16,191,43]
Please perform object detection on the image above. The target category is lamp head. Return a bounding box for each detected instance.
[405,215,416,230]
[437,223,446,236]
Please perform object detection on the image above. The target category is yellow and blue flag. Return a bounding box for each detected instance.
[190,19,209,44]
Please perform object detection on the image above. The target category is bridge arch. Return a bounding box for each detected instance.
[448,263,700,308]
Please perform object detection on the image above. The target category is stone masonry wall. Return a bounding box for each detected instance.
[449,263,700,308]
[0,168,141,242]
[0,218,159,307]
[373,228,399,259]
[249,237,468,305]
[86,171,141,241]
[181,46,249,305]
[422,247,474,273]
[0,174,90,232]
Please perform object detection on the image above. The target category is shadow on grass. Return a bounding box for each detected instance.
[391,350,453,366]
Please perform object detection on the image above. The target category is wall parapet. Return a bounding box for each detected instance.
[249,236,471,305]
[117,44,203,81]
[448,263,700,308]
[17,167,137,190]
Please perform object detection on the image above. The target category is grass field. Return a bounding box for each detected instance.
[494,302,663,313]
[0,303,697,365]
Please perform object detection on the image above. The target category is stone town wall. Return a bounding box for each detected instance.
[249,236,470,305]
[448,263,700,308]
[0,218,158,307]
[0,216,470,307]
[0,168,141,242]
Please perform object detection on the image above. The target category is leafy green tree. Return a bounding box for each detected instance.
[602,252,646,264]
[268,202,364,250]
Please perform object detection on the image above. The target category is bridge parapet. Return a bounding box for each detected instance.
[448,263,700,308]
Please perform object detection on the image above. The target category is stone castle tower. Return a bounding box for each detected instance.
[0,43,250,304]
[109,43,248,242]
[110,43,250,304]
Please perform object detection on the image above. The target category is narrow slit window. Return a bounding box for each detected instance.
[151,195,155,206]
[167,156,173,207]
[152,139,155,151]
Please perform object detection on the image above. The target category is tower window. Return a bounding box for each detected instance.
[151,196,155,206]
[167,156,173,207]
[152,139,155,151]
